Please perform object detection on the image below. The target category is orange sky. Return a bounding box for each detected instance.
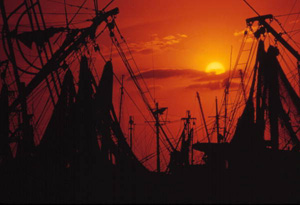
[3,0,300,170]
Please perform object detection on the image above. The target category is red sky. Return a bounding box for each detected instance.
[2,0,300,170]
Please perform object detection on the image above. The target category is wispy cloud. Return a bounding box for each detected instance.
[186,81,222,90]
[185,80,239,91]
[103,33,188,58]
[132,68,203,80]
[233,27,256,43]
[129,68,232,82]
[126,67,240,91]
[234,29,246,37]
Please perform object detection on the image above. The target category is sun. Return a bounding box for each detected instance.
[205,62,225,74]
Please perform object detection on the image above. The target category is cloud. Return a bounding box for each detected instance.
[177,34,187,38]
[193,71,229,82]
[185,80,240,91]
[186,81,222,90]
[130,68,207,80]
[234,29,246,37]
[233,27,256,39]
[102,33,188,58]
[127,68,235,88]
[163,35,176,40]
[126,67,241,91]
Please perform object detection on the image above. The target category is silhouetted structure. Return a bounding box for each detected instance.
[0,1,300,203]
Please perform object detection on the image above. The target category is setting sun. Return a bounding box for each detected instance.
[205,62,225,74]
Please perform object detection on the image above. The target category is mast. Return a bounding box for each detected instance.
[119,75,124,124]
[129,116,134,149]
[1,0,34,157]
[155,103,160,173]
[215,97,220,143]
[216,97,221,143]
[153,102,168,173]
[196,92,210,143]
[181,110,196,165]
[223,85,228,140]
[107,21,176,152]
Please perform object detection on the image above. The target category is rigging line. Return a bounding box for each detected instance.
[27,83,49,104]
[94,0,98,15]
[113,73,155,132]
[276,40,299,85]
[243,0,260,16]
[111,36,153,114]
[89,53,100,83]
[274,17,300,50]
[113,72,172,153]
[283,0,297,28]
[52,0,89,46]
[35,94,51,129]
[93,31,154,124]
[46,0,94,11]
[152,40,155,101]
[276,11,300,18]
[290,11,300,36]
[140,140,173,164]
[108,22,175,151]
[67,0,88,28]
[102,0,115,12]
[10,12,94,15]
[64,0,69,29]
[228,31,248,86]
[1,20,90,27]
[163,121,176,144]
[226,38,257,123]
[114,21,155,102]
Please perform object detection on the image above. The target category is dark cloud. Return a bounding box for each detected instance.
[193,71,229,82]
[186,80,240,91]
[186,81,222,91]
[132,68,204,80]
[104,33,188,58]
[129,68,232,82]
[148,85,163,91]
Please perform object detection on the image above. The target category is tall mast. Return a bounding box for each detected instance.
[223,87,228,140]
[196,92,210,143]
[119,75,124,123]
[155,103,160,173]
[215,97,220,143]
[107,21,176,152]
[129,116,134,149]
[1,0,34,156]
[181,110,196,165]
[152,102,168,173]
[224,46,232,140]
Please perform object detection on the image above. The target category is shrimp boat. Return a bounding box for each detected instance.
[0,0,300,203]
[191,14,300,203]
